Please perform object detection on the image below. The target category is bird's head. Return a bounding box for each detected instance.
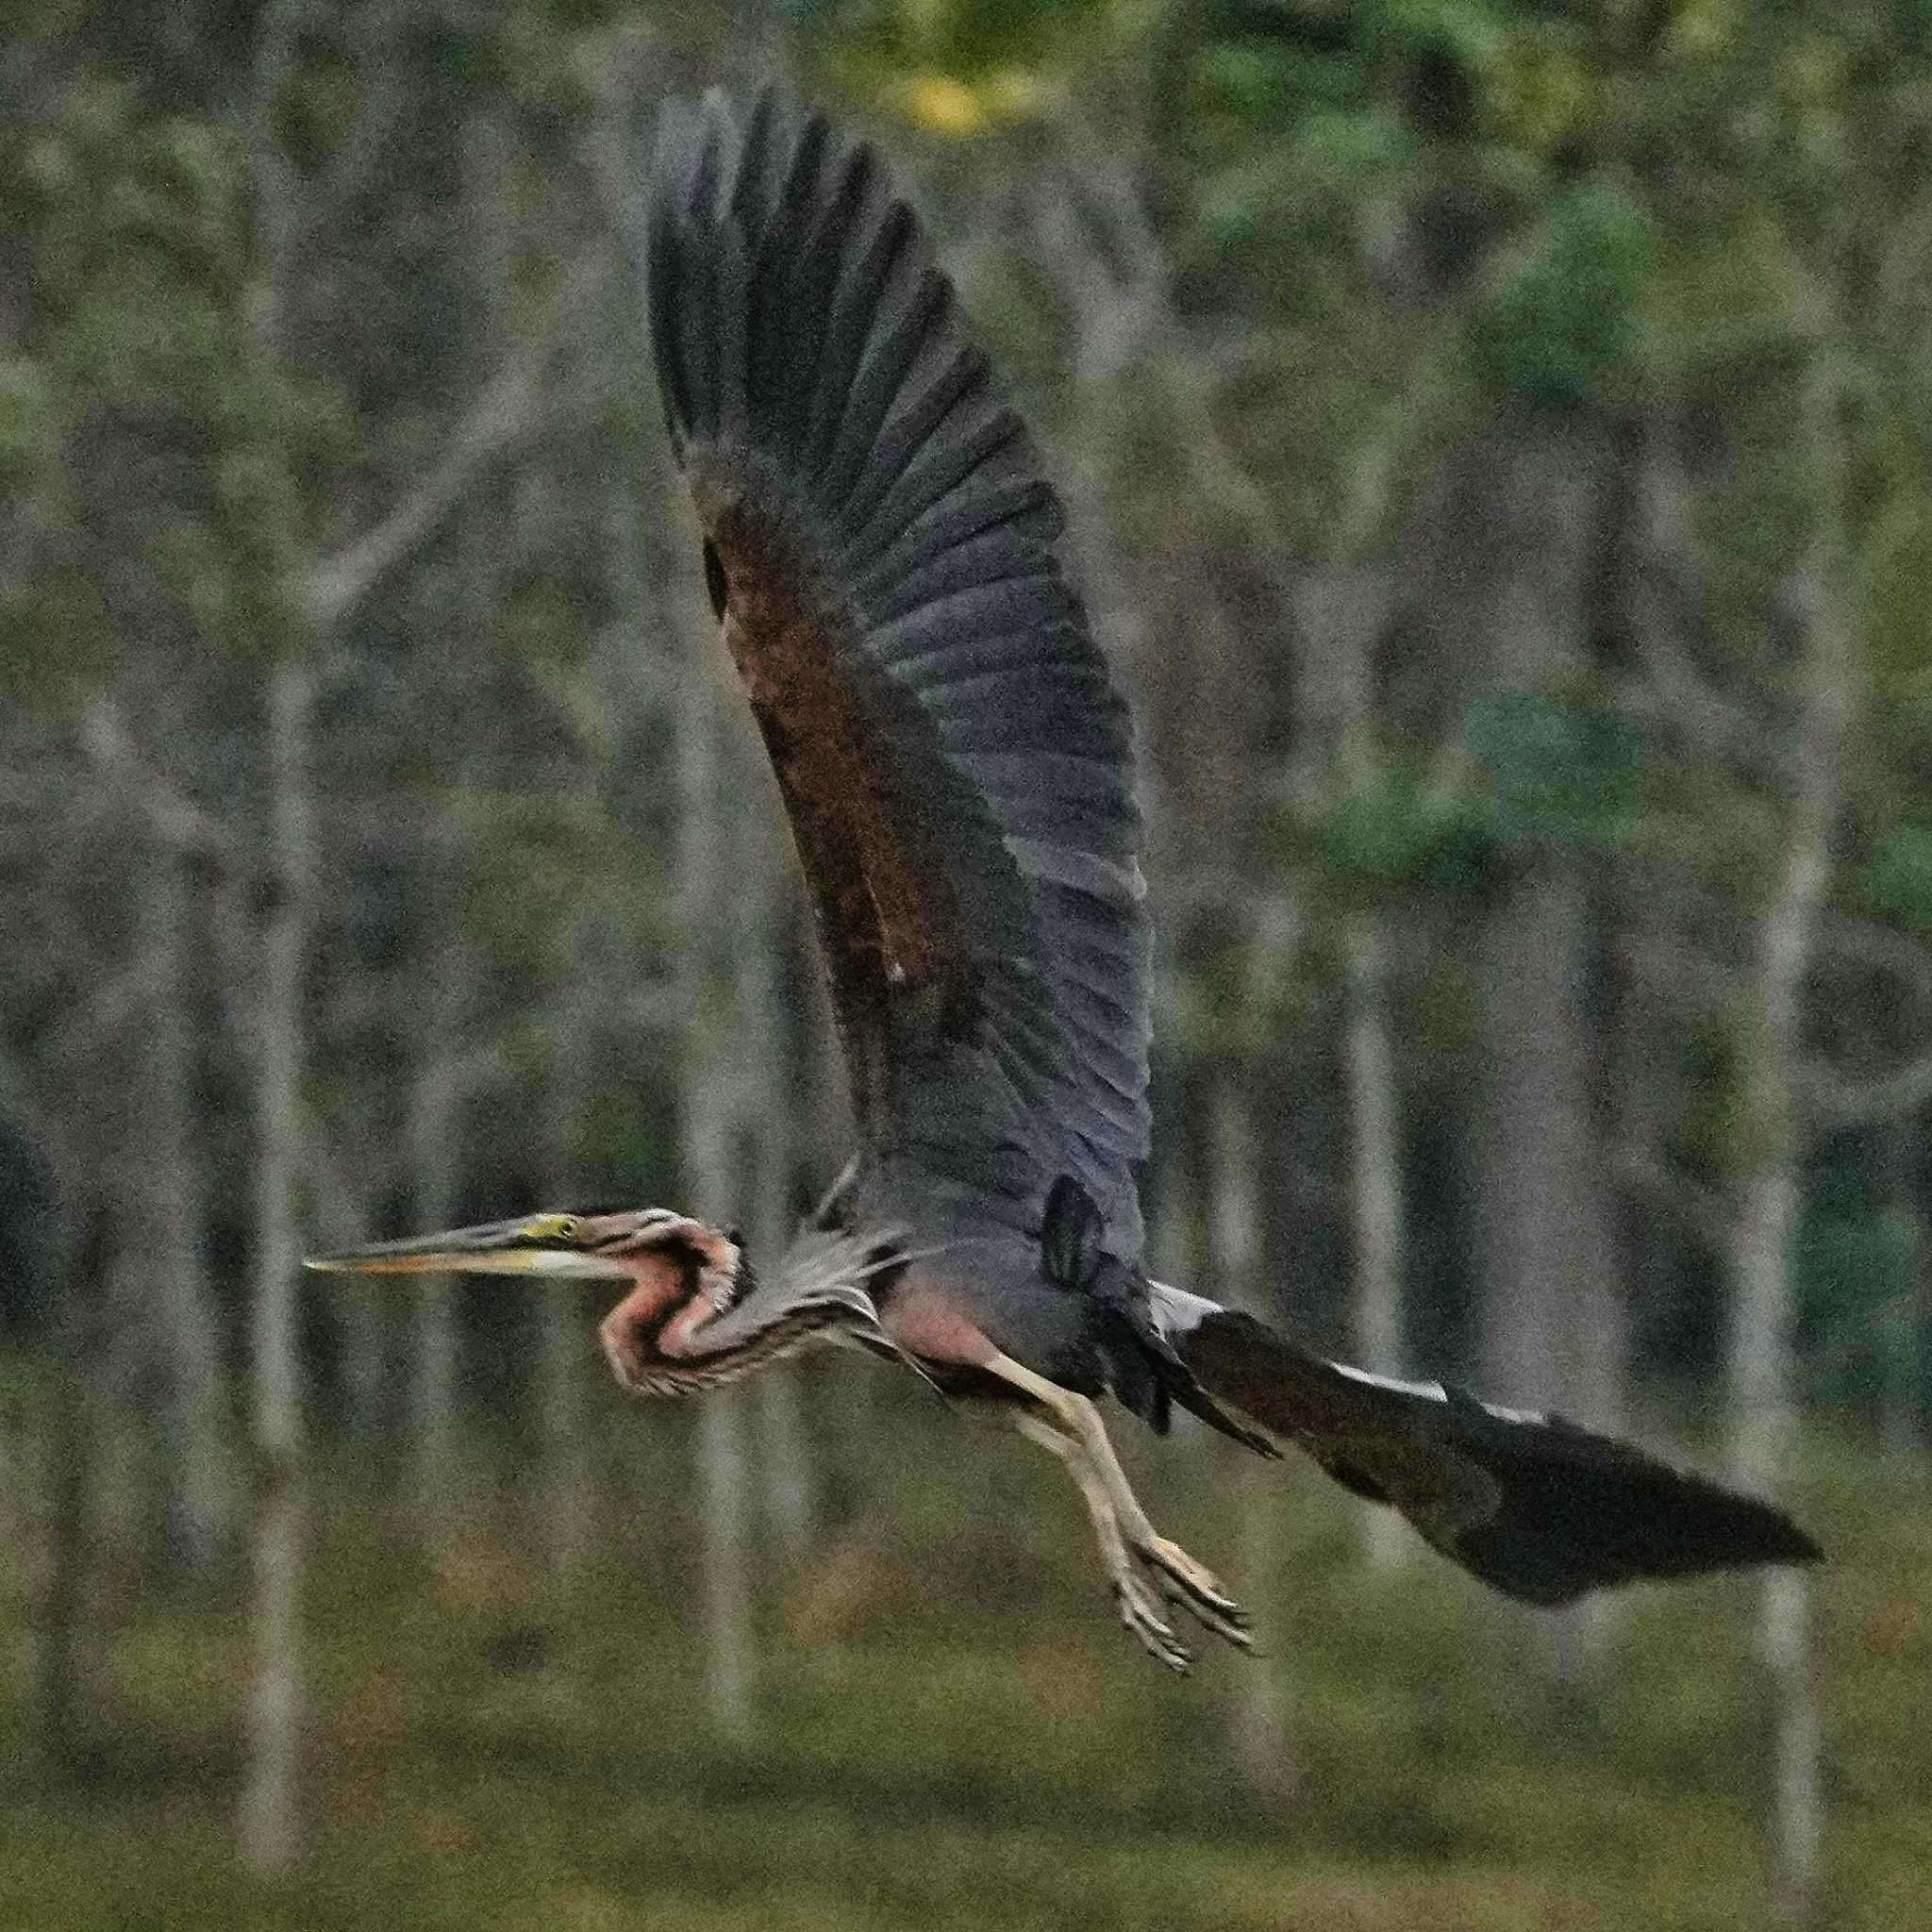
[306,1208,749,1393]
[305,1208,742,1291]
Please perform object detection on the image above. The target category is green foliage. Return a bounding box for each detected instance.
[1464,690,1641,854]
[1639,213,1805,381]
[1300,759,1500,899]
[1468,183,1656,411]
[8,73,297,686]
[1197,104,1419,268]
[0,358,53,482]
[1797,1205,1920,1409]
[1857,824,1932,935]
[816,0,1111,125]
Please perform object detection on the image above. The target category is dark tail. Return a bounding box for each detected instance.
[1151,1288,1821,1606]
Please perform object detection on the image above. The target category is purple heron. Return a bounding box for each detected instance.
[310,94,1817,1669]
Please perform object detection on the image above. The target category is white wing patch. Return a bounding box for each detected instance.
[1145,1280,1553,1423]
[1142,1280,1221,1338]
[1328,1361,1449,1404]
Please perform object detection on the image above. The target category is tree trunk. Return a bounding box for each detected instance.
[1724,343,1851,1929]
[408,104,518,1525]
[1207,1068,1296,1800]
[675,519,757,1744]
[730,799,808,1553]
[1469,425,1624,1687]
[41,1201,103,1772]
[537,960,597,1577]
[240,10,311,1868]
[1341,916,1409,1572]
[407,927,468,1518]
[140,841,234,1581]
[1295,456,1404,1571]
[240,655,311,1876]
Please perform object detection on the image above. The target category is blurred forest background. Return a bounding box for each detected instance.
[4,2,1931,1927]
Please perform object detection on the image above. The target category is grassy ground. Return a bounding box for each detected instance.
[3,1376,1927,1931]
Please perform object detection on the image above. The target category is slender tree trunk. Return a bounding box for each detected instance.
[407,929,468,1518]
[1724,344,1851,1929]
[1208,1068,1296,1800]
[1729,1105,1823,1927]
[738,787,813,1556]
[408,105,517,1524]
[675,539,756,1744]
[141,841,235,1580]
[1471,425,1624,1687]
[1341,916,1410,1572]
[1296,463,1406,1573]
[240,655,311,1875]
[538,960,596,1576]
[41,1202,101,1771]
[239,12,310,1868]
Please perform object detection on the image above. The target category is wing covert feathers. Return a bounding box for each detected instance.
[645,92,1151,1241]
[1177,1307,1821,1605]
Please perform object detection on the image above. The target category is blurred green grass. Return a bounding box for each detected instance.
[3,1376,1925,1931]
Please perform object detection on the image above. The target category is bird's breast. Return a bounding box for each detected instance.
[874,1262,1001,1372]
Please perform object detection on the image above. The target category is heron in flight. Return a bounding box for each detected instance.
[310,94,1817,1668]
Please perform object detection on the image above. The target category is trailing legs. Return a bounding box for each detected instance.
[984,1350,1252,1670]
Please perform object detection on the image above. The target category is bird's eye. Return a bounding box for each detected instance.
[517,1212,578,1244]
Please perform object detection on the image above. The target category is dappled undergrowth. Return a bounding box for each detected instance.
[3,1401,1925,1932]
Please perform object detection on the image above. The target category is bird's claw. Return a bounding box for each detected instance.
[1108,1535,1252,1670]
[1140,1535,1254,1651]
[1114,1573,1192,1672]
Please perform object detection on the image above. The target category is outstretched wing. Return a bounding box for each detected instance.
[1171,1301,1821,1604]
[644,93,1150,1247]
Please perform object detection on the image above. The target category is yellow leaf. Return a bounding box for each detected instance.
[900,74,988,136]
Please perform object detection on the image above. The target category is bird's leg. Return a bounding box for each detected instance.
[1057,1391,1253,1650]
[982,1351,1252,1665]
[1007,1406,1193,1671]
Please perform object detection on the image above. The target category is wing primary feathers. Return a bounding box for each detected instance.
[711,208,753,444]
[803,191,911,476]
[734,92,811,457]
[645,92,1153,1248]
[726,89,788,226]
[754,116,840,464]
[686,101,746,443]
[843,402,1027,564]
[854,480,1062,607]
[1165,1300,1822,1605]
[835,342,990,540]
[644,103,697,458]
[818,269,955,509]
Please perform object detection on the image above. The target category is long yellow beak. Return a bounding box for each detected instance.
[303,1218,631,1281]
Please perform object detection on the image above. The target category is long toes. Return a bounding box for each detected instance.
[1177,1591,1254,1650]
[1113,1576,1192,1673]
[1142,1538,1254,1649]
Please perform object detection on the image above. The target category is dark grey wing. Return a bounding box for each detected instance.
[1174,1304,1822,1604]
[643,92,1150,1250]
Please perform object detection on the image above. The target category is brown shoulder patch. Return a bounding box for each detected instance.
[704,489,963,1124]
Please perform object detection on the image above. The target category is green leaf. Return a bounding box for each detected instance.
[1469,183,1656,411]
[1859,824,1932,934]
[1465,690,1641,850]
